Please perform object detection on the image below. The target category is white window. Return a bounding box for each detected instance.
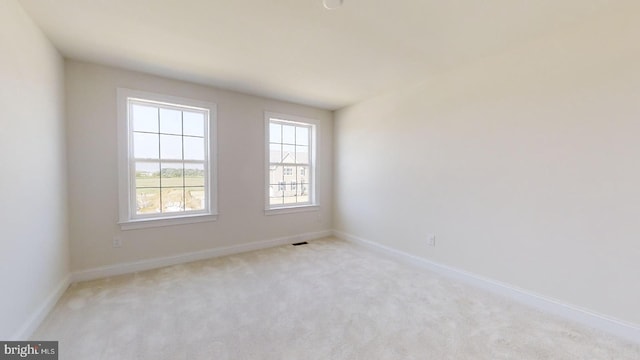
[117,89,217,229]
[265,112,318,212]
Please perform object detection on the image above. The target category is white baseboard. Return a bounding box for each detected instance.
[71,230,333,283]
[13,274,70,340]
[333,230,640,345]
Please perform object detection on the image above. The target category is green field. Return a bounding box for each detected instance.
[136,176,204,188]
[135,176,205,214]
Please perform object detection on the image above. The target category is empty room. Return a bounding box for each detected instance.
[1,0,639,358]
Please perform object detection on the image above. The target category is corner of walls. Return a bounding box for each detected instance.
[0,0,70,340]
[13,276,71,340]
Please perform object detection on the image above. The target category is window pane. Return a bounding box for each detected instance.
[159,108,182,135]
[185,163,204,186]
[160,134,182,160]
[283,166,295,181]
[269,165,283,185]
[269,184,284,199]
[184,137,205,160]
[296,126,309,145]
[283,186,296,198]
[282,144,295,163]
[298,166,309,182]
[270,123,282,143]
[125,93,215,221]
[184,112,205,137]
[297,183,309,197]
[161,162,183,187]
[133,133,159,159]
[296,146,309,164]
[265,116,314,210]
[136,188,160,214]
[161,188,184,212]
[270,196,284,205]
[270,143,282,163]
[132,104,158,133]
[282,125,295,144]
[135,162,160,188]
[185,187,205,211]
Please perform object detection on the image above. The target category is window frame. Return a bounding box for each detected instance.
[117,88,218,230]
[264,111,319,215]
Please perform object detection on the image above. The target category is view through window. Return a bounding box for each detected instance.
[128,98,210,217]
[268,116,315,208]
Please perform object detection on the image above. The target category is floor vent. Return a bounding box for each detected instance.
[292,242,308,246]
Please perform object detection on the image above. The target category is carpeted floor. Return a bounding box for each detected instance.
[33,237,639,359]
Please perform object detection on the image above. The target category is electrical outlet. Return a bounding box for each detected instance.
[426,234,436,247]
[113,236,122,248]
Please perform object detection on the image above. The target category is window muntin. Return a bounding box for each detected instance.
[267,114,316,209]
[118,89,217,227]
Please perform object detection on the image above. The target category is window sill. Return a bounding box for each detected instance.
[119,213,218,230]
[264,205,319,216]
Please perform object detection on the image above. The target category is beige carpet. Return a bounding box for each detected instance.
[34,237,639,359]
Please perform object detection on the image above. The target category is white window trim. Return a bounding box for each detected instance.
[264,205,320,216]
[117,88,218,230]
[264,111,319,215]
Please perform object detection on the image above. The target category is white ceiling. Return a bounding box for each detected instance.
[18,0,621,110]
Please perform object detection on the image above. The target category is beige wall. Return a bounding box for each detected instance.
[0,0,68,339]
[334,8,640,325]
[65,61,332,272]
